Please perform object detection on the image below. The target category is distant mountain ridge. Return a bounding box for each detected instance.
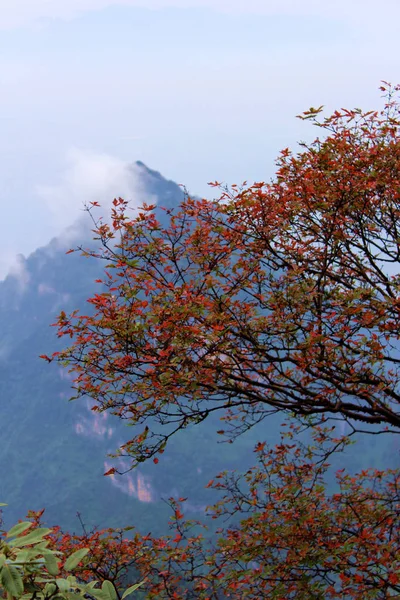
[0,162,184,530]
[0,162,259,534]
[0,161,184,355]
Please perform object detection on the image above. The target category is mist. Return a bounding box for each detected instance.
[0,149,148,281]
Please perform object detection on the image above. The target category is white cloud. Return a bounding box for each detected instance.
[0,147,147,280]
[7,254,31,292]
[36,148,148,245]
[38,282,56,295]
[1,0,398,29]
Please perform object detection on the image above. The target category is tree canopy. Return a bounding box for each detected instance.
[44,84,400,467]
[7,427,400,598]
[36,84,400,598]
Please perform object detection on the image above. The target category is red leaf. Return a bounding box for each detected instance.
[104,468,116,476]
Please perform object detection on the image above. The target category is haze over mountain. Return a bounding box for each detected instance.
[1,1,397,287]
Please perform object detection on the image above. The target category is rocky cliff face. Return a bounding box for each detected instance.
[0,163,185,531]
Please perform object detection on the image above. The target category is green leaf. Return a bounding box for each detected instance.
[43,552,59,576]
[65,593,82,600]
[44,582,57,596]
[84,581,98,590]
[86,588,109,600]
[32,541,52,551]
[121,582,144,599]
[0,563,24,597]
[55,578,71,593]
[6,523,33,539]
[64,548,89,571]
[10,529,52,548]
[102,581,117,600]
[12,549,40,564]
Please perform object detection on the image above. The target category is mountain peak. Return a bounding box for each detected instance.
[134,161,185,209]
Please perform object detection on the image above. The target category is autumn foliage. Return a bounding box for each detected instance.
[6,425,399,598]
[38,84,400,598]
[0,510,143,600]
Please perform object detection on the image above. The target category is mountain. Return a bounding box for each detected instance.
[0,162,396,535]
[0,162,264,534]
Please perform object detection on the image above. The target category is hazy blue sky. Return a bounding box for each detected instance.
[0,0,399,277]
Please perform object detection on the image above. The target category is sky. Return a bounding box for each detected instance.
[0,0,399,278]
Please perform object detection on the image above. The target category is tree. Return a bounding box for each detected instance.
[43,83,400,467]
[13,428,400,599]
[0,508,143,600]
[38,85,400,597]
[200,426,400,599]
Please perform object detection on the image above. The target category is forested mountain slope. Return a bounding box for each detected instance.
[0,162,396,535]
[0,163,265,533]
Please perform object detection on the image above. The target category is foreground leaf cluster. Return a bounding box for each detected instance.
[0,513,142,600]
